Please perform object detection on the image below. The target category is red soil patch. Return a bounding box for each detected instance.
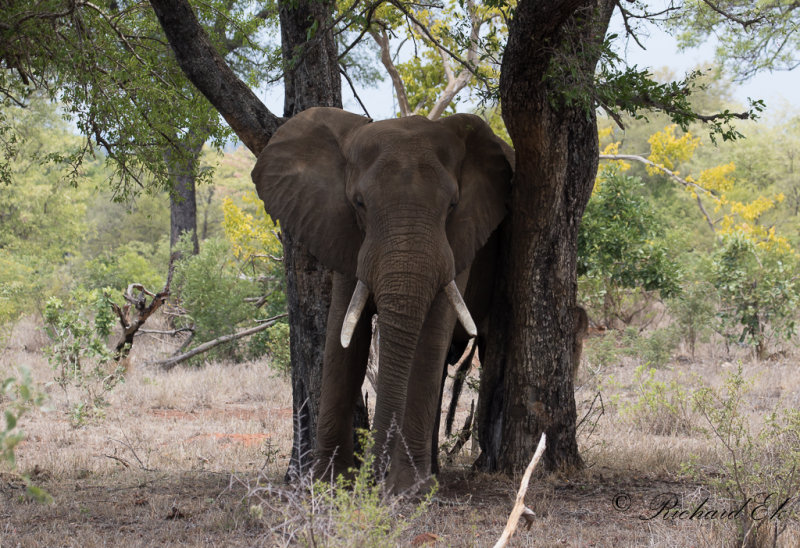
[183,432,271,448]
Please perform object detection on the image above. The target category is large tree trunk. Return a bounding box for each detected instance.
[279,0,350,481]
[477,0,614,473]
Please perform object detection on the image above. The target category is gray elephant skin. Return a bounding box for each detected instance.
[252,107,513,492]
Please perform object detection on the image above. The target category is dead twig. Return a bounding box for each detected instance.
[493,433,546,548]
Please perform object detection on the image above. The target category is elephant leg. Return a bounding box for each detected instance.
[314,272,373,480]
[388,272,469,493]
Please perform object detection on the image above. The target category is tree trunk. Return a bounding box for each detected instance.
[477,0,615,474]
[165,136,205,255]
[279,0,352,481]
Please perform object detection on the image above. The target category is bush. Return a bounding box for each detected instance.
[82,241,165,293]
[241,431,434,546]
[172,237,255,360]
[620,365,696,436]
[43,288,124,425]
[248,321,291,375]
[1,368,50,502]
[667,265,716,359]
[690,366,800,546]
[579,167,682,326]
[710,232,800,359]
[628,326,681,368]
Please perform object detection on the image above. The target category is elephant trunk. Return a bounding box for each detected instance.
[370,263,439,462]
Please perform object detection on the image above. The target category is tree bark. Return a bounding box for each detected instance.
[477,0,615,473]
[279,0,352,481]
[165,135,205,254]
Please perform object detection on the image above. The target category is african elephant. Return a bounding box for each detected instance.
[252,107,513,492]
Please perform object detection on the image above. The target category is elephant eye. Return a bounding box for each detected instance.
[355,195,365,209]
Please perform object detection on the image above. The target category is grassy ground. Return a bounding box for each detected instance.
[2,314,799,546]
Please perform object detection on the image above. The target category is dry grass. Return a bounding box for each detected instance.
[2,313,800,546]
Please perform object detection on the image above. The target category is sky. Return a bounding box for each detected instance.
[257,8,800,122]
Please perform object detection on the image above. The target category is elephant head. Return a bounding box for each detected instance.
[252,107,512,485]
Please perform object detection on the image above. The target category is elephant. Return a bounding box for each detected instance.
[252,107,513,492]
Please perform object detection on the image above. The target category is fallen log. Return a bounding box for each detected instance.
[153,313,287,370]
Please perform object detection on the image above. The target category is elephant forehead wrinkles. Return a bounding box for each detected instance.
[349,123,462,172]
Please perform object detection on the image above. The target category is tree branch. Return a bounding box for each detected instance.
[149,0,283,155]
[700,0,766,29]
[599,153,717,232]
[153,314,287,371]
[370,26,412,117]
[425,0,481,120]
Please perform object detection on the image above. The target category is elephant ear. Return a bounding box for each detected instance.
[440,114,513,275]
[252,107,371,277]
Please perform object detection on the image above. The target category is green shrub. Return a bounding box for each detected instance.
[710,232,800,359]
[628,326,681,368]
[248,321,291,375]
[579,167,682,326]
[584,333,622,369]
[172,237,254,360]
[82,241,164,293]
[1,367,50,502]
[690,366,800,546]
[620,365,696,436]
[43,288,124,425]
[667,266,716,359]
[244,431,434,547]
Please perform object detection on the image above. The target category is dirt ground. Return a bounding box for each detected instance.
[2,315,799,546]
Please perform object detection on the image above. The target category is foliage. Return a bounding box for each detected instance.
[311,434,434,546]
[249,322,291,376]
[245,431,434,546]
[579,165,682,326]
[0,0,278,197]
[1,368,51,502]
[671,1,800,81]
[1,368,44,467]
[690,366,800,546]
[709,232,799,359]
[620,365,696,436]
[43,288,124,426]
[172,236,255,360]
[667,269,717,359]
[584,333,622,369]
[82,241,165,293]
[630,327,681,369]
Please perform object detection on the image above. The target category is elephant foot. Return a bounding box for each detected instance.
[312,450,356,484]
[385,462,436,496]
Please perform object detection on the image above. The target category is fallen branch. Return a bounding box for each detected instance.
[153,313,287,371]
[493,433,546,548]
[111,253,178,360]
[137,327,194,336]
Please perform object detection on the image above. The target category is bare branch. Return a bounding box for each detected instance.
[493,433,546,548]
[153,314,287,371]
[370,27,412,117]
[599,153,717,232]
[339,65,372,118]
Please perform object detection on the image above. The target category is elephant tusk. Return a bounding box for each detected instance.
[444,281,477,338]
[341,280,370,348]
